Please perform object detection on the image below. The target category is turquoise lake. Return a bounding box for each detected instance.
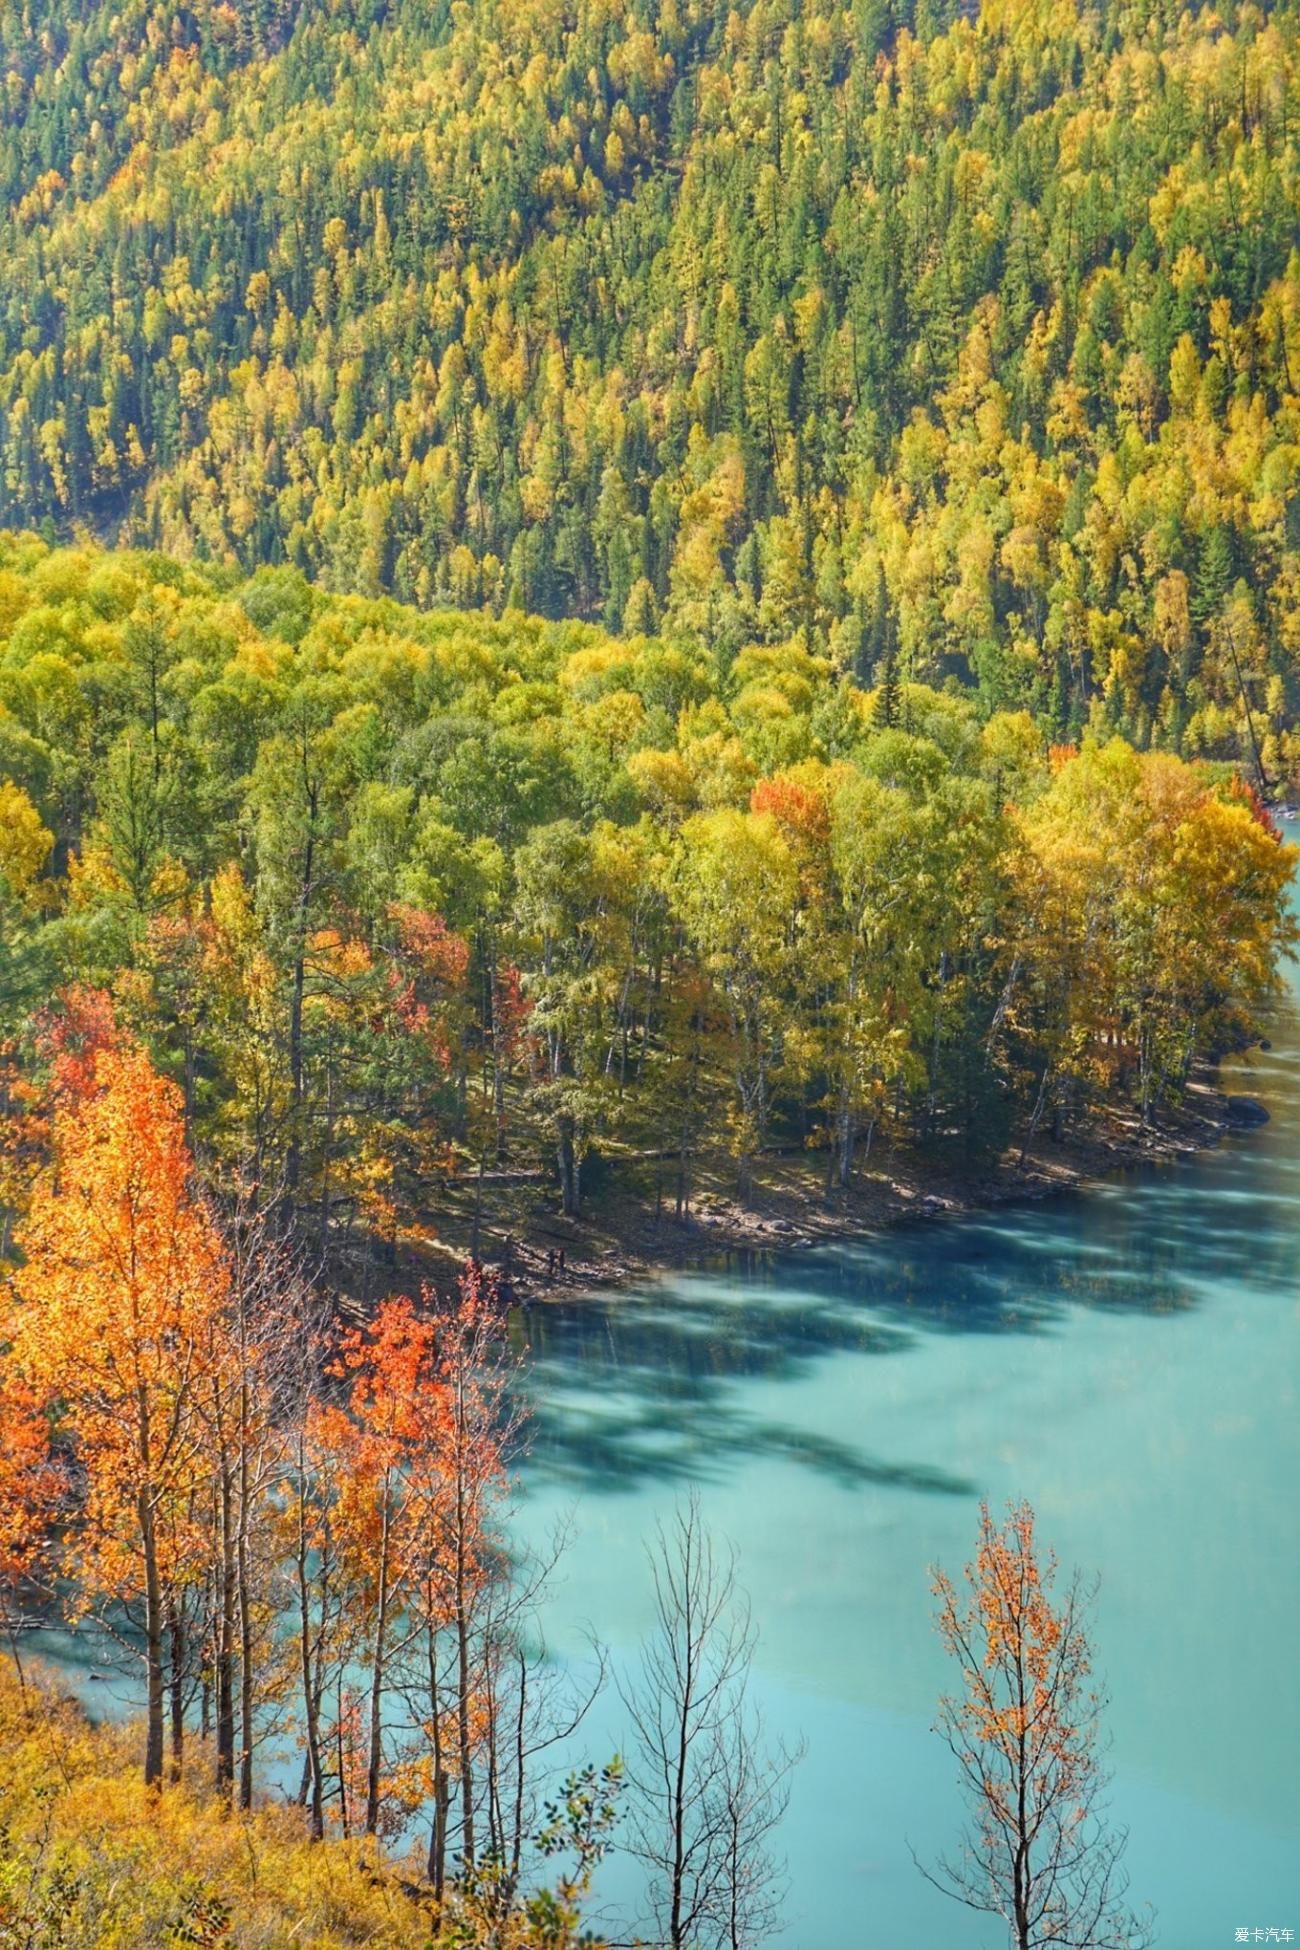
[514,990,1300,1944]
[30,944,1300,1946]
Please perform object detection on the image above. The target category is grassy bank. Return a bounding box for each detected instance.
[0,1663,432,1949]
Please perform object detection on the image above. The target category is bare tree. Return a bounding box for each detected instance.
[620,1492,799,1950]
[923,1500,1154,1950]
[198,1185,323,1809]
[279,1265,340,1842]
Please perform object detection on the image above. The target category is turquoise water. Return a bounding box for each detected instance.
[516,1018,1300,1943]
[27,983,1299,1946]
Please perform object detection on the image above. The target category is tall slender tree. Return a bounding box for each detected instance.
[925,1501,1154,1950]
[620,1493,798,1949]
[12,1043,230,1787]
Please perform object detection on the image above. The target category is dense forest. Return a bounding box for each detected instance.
[0,537,1292,1256]
[1,0,1299,1940]
[0,0,1299,765]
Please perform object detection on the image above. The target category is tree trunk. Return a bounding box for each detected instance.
[429,1768,451,1900]
[168,1597,185,1783]
[426,1627,449,1898]
[556,1115,580,1217]
[837,1099,856,1188]
[676,1076,693,1221]
[288,944,307,1191]
[490,950,507,1163]
[286,792,317,1194]
[925,952,948,1141]
[336,1674,350,1838]
[455,1390,476,1867]
[363,1491,393,1836]
[669,1641,693,1950]
[216,1468,236,1797]
[1018,1057,1053,1169]
[294,1470,325,1841]
[509,1648,528,1886]
[141,1496,166,1791]
[471,1153,484,1259]
[1014,1648,1031,1950]
[237,1427,255,1812]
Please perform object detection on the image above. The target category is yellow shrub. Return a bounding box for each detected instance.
[0,1664,432,1948]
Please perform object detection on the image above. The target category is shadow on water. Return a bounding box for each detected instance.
[517,1287,955,1496]
[518,1008,1300,1501]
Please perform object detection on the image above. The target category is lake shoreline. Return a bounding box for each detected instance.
[412,1071,1264,1308]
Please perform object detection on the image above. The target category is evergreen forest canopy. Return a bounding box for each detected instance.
[0,537,1292,1242]
[0,0,1299,769]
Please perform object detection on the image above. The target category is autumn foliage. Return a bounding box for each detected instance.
[0,1369,59,1624]
[0,1016,613,1940]
[292,1277,515,1851]
[929,1502,1152,1950]
[12,1037,229,1785]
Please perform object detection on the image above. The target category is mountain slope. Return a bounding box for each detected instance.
[2,0,1299,766]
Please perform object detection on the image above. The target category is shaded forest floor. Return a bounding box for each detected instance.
[379,1079,1257,1311]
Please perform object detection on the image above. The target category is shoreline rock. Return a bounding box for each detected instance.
[1222,1095,1270,1127]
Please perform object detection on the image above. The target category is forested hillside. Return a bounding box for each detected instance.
[2,0,1300,766]
[0,537,1292,1261]
[2,4,1299,1933]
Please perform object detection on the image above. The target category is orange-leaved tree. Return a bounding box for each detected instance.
[12,1040,230,1787]
[289,1267,519,1866]
[0,1354,62,1666]
[283,1298,441,1844]
[926,1501,1153,1950]
[328,1294,440,1841]
[406,1263,520,1894]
